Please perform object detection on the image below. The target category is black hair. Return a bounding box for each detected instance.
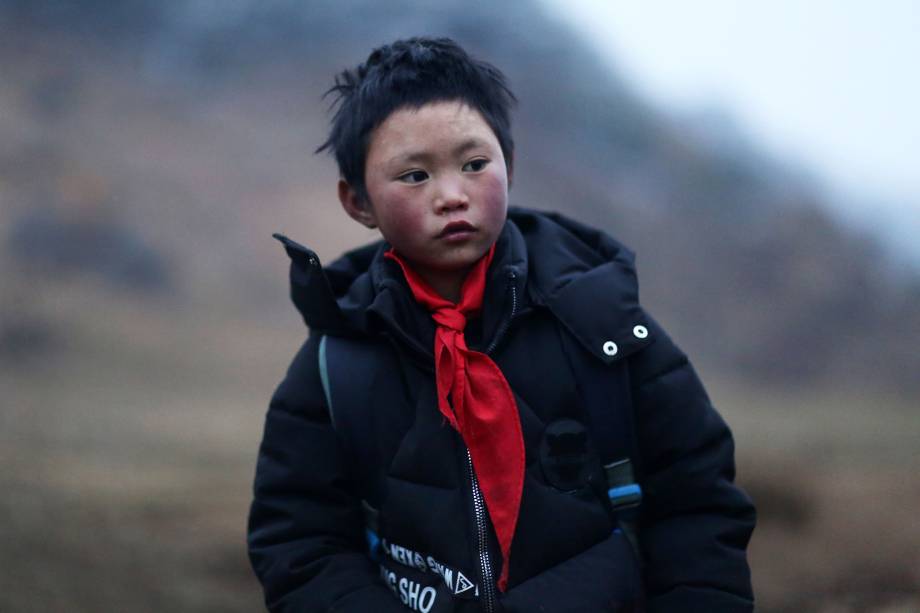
[317,37,516,201]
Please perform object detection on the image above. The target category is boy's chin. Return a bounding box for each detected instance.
[439,244,495,269]
[406,253,486,281]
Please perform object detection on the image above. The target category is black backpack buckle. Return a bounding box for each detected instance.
[604,458,642,510]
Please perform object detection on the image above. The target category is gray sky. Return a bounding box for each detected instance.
[541,0,920,263]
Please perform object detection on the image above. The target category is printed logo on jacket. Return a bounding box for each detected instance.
[379,537,481,612]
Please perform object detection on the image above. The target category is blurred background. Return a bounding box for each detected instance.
[1,1,917,611]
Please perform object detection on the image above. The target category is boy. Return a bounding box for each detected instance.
[248,37,755,612]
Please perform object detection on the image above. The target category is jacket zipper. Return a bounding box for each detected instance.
[469,270,517,612]
[485,270,518,355]
[468,448,496,613]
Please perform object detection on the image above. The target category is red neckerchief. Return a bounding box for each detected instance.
[385,245,524,592]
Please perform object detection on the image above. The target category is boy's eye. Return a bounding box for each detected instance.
[462,158,489,172]
[398,170,429,184]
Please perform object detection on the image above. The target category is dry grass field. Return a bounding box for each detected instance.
[2,276,918,612]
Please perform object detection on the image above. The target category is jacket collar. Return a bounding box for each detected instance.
[513,209,651,363]
[275,207,650,364]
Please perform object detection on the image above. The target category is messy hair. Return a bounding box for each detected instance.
[317,37,516,201]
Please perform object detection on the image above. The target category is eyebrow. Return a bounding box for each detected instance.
[389,138,488,166]
[451,138,487,156]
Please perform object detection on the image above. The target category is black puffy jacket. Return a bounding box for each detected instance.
[248,207,756,612]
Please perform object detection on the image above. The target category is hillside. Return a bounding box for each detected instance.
[3,0,917,394]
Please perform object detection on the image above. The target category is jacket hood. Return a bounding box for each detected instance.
[274,206,650,364]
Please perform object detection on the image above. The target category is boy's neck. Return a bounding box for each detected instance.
[416,267,470,304]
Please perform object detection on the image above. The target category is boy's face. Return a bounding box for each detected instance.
[339,101,509,292]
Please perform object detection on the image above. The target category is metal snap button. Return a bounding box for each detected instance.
[602,341,618,356]
[633,325,648,339]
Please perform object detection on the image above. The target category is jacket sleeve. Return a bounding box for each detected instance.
[629,316,756,612]
[247,335,405,612]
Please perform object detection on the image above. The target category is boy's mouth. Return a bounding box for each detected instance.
[437,220,477,238]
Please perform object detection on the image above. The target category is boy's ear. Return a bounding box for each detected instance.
[338,179,377,229]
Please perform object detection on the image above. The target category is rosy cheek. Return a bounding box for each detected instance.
[381,191,424,232]
[480,171,509,206]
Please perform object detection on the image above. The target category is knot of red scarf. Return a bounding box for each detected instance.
[385,245,524,592]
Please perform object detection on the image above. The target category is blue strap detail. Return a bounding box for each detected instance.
[365,528,381,562]
[608,483,642,502]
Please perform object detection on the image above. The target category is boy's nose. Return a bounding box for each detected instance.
[433,179,469,214]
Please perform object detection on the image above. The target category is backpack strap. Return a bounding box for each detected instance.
[556,326,643,561]
[318,334,385,558]
[318,334,379,474]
